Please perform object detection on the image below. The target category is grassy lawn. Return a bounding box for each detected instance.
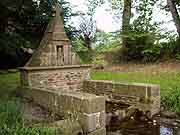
[0,72,20,101]
[2,70,179,101]
[91,70,180,112]
[91,71,180,96]
[0,73,56,135]
[1,69,180,115]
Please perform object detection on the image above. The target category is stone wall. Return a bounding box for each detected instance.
[82,80,160,116]
[19,65,91,92]
[21,87,106,135]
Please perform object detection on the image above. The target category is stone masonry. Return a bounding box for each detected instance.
[19,3,106,135]
[19,65,91,92]
[26,4,79,67]
[19,2,160,135]
[83,80,160,117]
[21,87,106,134]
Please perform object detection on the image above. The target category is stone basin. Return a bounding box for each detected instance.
[19,65,91,92]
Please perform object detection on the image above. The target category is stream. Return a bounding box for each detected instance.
[106,102,180,135]
[106,119,180,135]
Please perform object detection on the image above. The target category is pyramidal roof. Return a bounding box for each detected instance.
[48,4,69,40]
[26,4,71,67]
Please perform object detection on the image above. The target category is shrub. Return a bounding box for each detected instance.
[92,54,108,66]
[72,38,93,64]
[176,53,180,60]
[142,43,162,62]
[121,31,159,62]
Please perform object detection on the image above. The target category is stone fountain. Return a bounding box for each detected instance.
[18,2,160,135]
[19,3,106,135]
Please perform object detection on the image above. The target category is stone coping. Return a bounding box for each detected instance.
[27,86,104,100]
[19,64,92,71]
[20,86,105,114]
[90,80,160,87]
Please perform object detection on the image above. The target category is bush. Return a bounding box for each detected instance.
[176,53,180,60]
[92,54,108,66]
[72,38,93,64]
[142,43,162,62]
[121,31,159,62]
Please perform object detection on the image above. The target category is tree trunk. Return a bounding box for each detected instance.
[84,35,92,50]
[121,0,132,60]
[167,0,180,37]
[122,0,132,34]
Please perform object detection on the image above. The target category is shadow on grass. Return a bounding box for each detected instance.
[0,72,20,101]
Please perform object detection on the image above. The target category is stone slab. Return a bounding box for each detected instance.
[82,80,160,116]
[88,127,106,135]
[19,87,106,133]
[83,80,160,99]
[51,119,83,135]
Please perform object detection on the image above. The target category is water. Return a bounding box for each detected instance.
[160,126,173,135]
[106,119,180,135]
[107,125,178,135]
[106,102,180,135]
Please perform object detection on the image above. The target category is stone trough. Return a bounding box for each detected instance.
[18,3,160,135]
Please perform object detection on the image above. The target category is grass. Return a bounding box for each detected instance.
[91,70,180,112]
[91,71,180,96]
[1,69,180,120]
[0,72,57,135]
[0,72,20,101]
[0,101,56,135]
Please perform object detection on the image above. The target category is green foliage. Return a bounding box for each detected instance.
[72,39,89,52]
[91,70,180,97]
[133,0,156,32]
[0,101,56,135]
[0,101,22,128]
[0,0,79,68]
[163,87,180,113]
[78,50,93,64]
[95,42,120,53]
[159,34,180,60]
[121,30,160,62]
[176,53,180,60]
[94,32,121,53]
[142,43,162,62]
[92,54,108,66]
[59,0,79,40]
[71,38,91,63]
[0,72,19,101]
[119,0,163,62]
[0,73,57,135]
[86,0,105,15]
[0,33,34,68]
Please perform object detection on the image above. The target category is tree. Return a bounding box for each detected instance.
[120,0,132,60]
[167,0,180,37]
[0,0,77,68]
[77,15,96,50]
[72,0,105,50]
[122,0,132,34]
[86,0,105,15]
